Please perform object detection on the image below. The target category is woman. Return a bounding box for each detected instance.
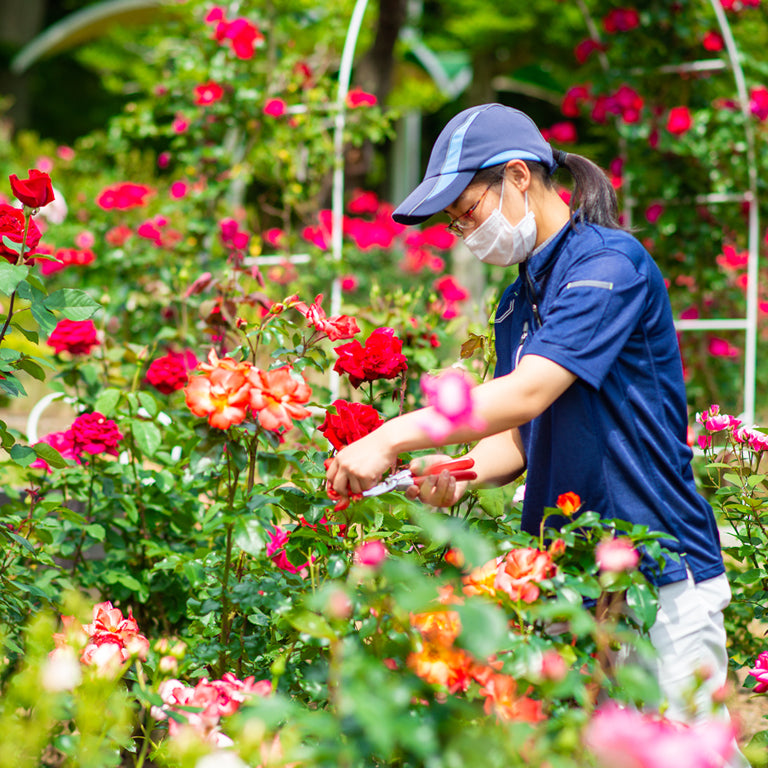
[325,103,747,763]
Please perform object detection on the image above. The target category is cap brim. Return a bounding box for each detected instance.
[392,169,477,225]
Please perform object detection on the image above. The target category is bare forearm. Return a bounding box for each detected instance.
[466,429,526,487]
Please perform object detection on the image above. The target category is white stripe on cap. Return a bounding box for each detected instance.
[439,109,484,176]
[481,149,541,167]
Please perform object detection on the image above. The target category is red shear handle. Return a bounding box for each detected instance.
[422,457,475,475]
[414,457,476,485]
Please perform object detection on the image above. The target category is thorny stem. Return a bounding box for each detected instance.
[219,441,240,674]
[0,291,16,348]
[70,464,97,577]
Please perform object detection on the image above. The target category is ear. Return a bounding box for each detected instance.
[504,160,531,192]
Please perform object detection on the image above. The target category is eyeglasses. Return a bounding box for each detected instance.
[446,183,496,235]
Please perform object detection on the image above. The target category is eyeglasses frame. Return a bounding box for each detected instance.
[446,181,498,235]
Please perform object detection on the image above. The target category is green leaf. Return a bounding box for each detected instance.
[286,609,337,641]
[11,323,38,344]
[455,599,509,659]
[94,388,122,416]
[16,358,46,382]
[43,288,100,320]
[410,507,493,568]
[0,373,26,398]
[234,518,267,557]
[132,421,161,457]
[0,248,25,278]
[137,391,158,418]
[10,444,37,466]
[86,523,106,541]
[33,442,70,468]
[626,579,658,632]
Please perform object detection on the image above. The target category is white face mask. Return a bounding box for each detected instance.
[463,182,537,266]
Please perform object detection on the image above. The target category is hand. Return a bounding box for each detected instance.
[325,428,397,498]
[404,454,470,508]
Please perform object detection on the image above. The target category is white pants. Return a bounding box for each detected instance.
[628,571,751,768]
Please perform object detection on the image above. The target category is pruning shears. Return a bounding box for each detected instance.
[362,457,476,497]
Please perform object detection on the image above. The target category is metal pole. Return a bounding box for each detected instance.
[330,0,370,399]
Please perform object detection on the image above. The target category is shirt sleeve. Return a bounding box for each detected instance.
[523,250,648,389]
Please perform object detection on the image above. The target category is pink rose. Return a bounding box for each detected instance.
[354,540,388,567]
[595,538,639,572]
[748,651,768,693]
[263,98,287,117]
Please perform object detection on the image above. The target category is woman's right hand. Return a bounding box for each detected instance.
[404,454,471,508]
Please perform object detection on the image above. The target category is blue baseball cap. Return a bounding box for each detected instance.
[392,103,556,225]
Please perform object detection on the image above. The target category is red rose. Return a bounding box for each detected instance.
[96,183,154,211]
[0,203,42,262]
[333,327,407,388]
[105,224,134,246]
[346,88,377,108]
[146,350,199,394]
[194,81,224,106]
[47,319,100,355]
[666,106,692,135]
[71,412,123,456]
[319,399,383,451]
[9,169,55,208]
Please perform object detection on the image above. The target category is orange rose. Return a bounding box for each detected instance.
[556,491,582,516]
[480,673,545,723]
[247,366,311,432]
[494,548,556,604]
[184,349,252,429]
[462,556,502,598]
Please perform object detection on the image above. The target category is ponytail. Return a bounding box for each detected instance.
[469,151,622,230]
[552,149,621,229]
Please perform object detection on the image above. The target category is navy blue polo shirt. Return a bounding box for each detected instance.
[493,220,723,586]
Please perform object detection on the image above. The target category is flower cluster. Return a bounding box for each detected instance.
[95,182,154,211]
[33,412,124,471]
[53,601,149,676]
[462,548,558,604]
[204,6,264,60]
[407,598,544,723]
[37,245,96,275]
[333,327,408,388]
[299,191,455,275]
[152,674,271,746]
[185,349,311,431]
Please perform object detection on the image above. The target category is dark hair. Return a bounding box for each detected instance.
[470,151,621,229]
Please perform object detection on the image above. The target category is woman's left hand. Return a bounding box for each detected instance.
[325,430,397,498]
